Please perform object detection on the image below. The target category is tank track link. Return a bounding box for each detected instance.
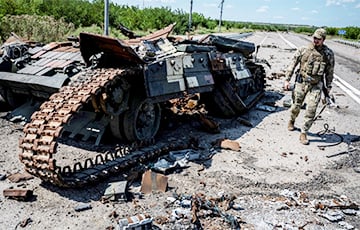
[18,68,189,187]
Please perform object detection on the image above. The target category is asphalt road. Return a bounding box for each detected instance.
[250,31,360,105]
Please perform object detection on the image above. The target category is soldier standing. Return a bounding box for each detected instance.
[283,28,335,145]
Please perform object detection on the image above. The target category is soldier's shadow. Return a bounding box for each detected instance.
[308,125,360,147]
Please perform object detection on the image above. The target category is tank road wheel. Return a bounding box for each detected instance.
[103,78,130,116]
[0,89,26,108]
[109,114,126,140]
[122,95,161,142]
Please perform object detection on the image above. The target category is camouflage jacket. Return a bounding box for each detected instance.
[285,43,335,88]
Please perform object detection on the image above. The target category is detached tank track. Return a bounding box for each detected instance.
[18,68,188,188]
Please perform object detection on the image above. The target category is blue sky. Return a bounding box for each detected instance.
[112,0,360,27]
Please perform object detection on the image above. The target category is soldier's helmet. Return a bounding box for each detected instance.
[313,28,327,39]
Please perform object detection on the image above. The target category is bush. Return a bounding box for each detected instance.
[0,14,74,43]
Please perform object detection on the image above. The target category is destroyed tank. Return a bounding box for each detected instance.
[0,24,267,187]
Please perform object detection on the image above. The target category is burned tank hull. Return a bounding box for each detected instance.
[0,38,84,108]
[0,25,267,187]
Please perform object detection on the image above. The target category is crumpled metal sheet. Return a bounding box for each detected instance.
[140,170,168,194]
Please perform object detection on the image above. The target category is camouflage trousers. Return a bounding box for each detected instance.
[290,81,322,133]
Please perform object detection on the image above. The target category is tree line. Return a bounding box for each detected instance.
[0,0,359,43]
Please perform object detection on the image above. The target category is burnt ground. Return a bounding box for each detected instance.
[0,32,360,230]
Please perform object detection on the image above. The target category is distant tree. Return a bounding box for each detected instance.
[190,12,207,30]
[205,20,217,30]
[1,0,359,41]
[344,27,360,40]
[293,26,315,35]
[326,27,337,36]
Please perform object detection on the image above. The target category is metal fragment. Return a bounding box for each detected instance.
[74,203,92,212]
[3,189,33,200]
[140,170,168,194]
[103,181,128,201]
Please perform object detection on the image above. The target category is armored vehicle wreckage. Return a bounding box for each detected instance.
[0,24,267,187]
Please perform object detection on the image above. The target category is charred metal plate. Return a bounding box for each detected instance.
[208,51,227,71]
[59,52,82,61]
[200,34,255,57]
[45,59,73,69]
[176,44,216,53]
[127,23,176,45]
[145,58,186,97]
[145,61,166,81]
[3,188,33,200]
[223,53,251,80]
[17,65,48,75]
[140,170,168,194]
[41,51,61,59]
[145,75,185,97]
[30,42,70,59]
[33,67,53,76]
[0,72,68,89]
[156,38,177,55]
[32,58,54,67]
[28,46,42,55]
[166,56,183,75]
[79,32,144,66]
[104,181,128,201]
[18,41,82,78]
[118,214,153,230]
[183,53,214,88]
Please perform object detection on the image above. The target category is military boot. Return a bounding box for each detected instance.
[288,120,295,131]
[299,133,309,145]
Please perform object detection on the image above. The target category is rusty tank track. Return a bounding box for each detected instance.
[19,68,188,188]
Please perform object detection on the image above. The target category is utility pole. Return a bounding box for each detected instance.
[218,0,224,32]
[188,0,193,33]
[104,0,109,35]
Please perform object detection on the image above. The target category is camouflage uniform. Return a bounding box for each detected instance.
[285,35,335,134]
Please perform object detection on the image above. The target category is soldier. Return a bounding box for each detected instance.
[283,28,335,145]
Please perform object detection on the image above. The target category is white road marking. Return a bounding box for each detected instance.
[277,33,360,105]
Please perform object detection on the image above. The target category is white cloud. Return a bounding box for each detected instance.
[326,0,340,6]
[291,7,300,11]
[203,3,217,8]
[326,0,355,6]
[356,3,360,8]
[311,10,318,14]
[301,17,309,21]
[256,5,269,13]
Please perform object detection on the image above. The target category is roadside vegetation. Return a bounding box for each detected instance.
[0,0,359,43]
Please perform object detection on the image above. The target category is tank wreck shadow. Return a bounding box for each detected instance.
[307,126,360,149]
[37,90,286,201]
[156,90,287,171]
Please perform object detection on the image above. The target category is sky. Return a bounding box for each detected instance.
[111,0,360,27]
